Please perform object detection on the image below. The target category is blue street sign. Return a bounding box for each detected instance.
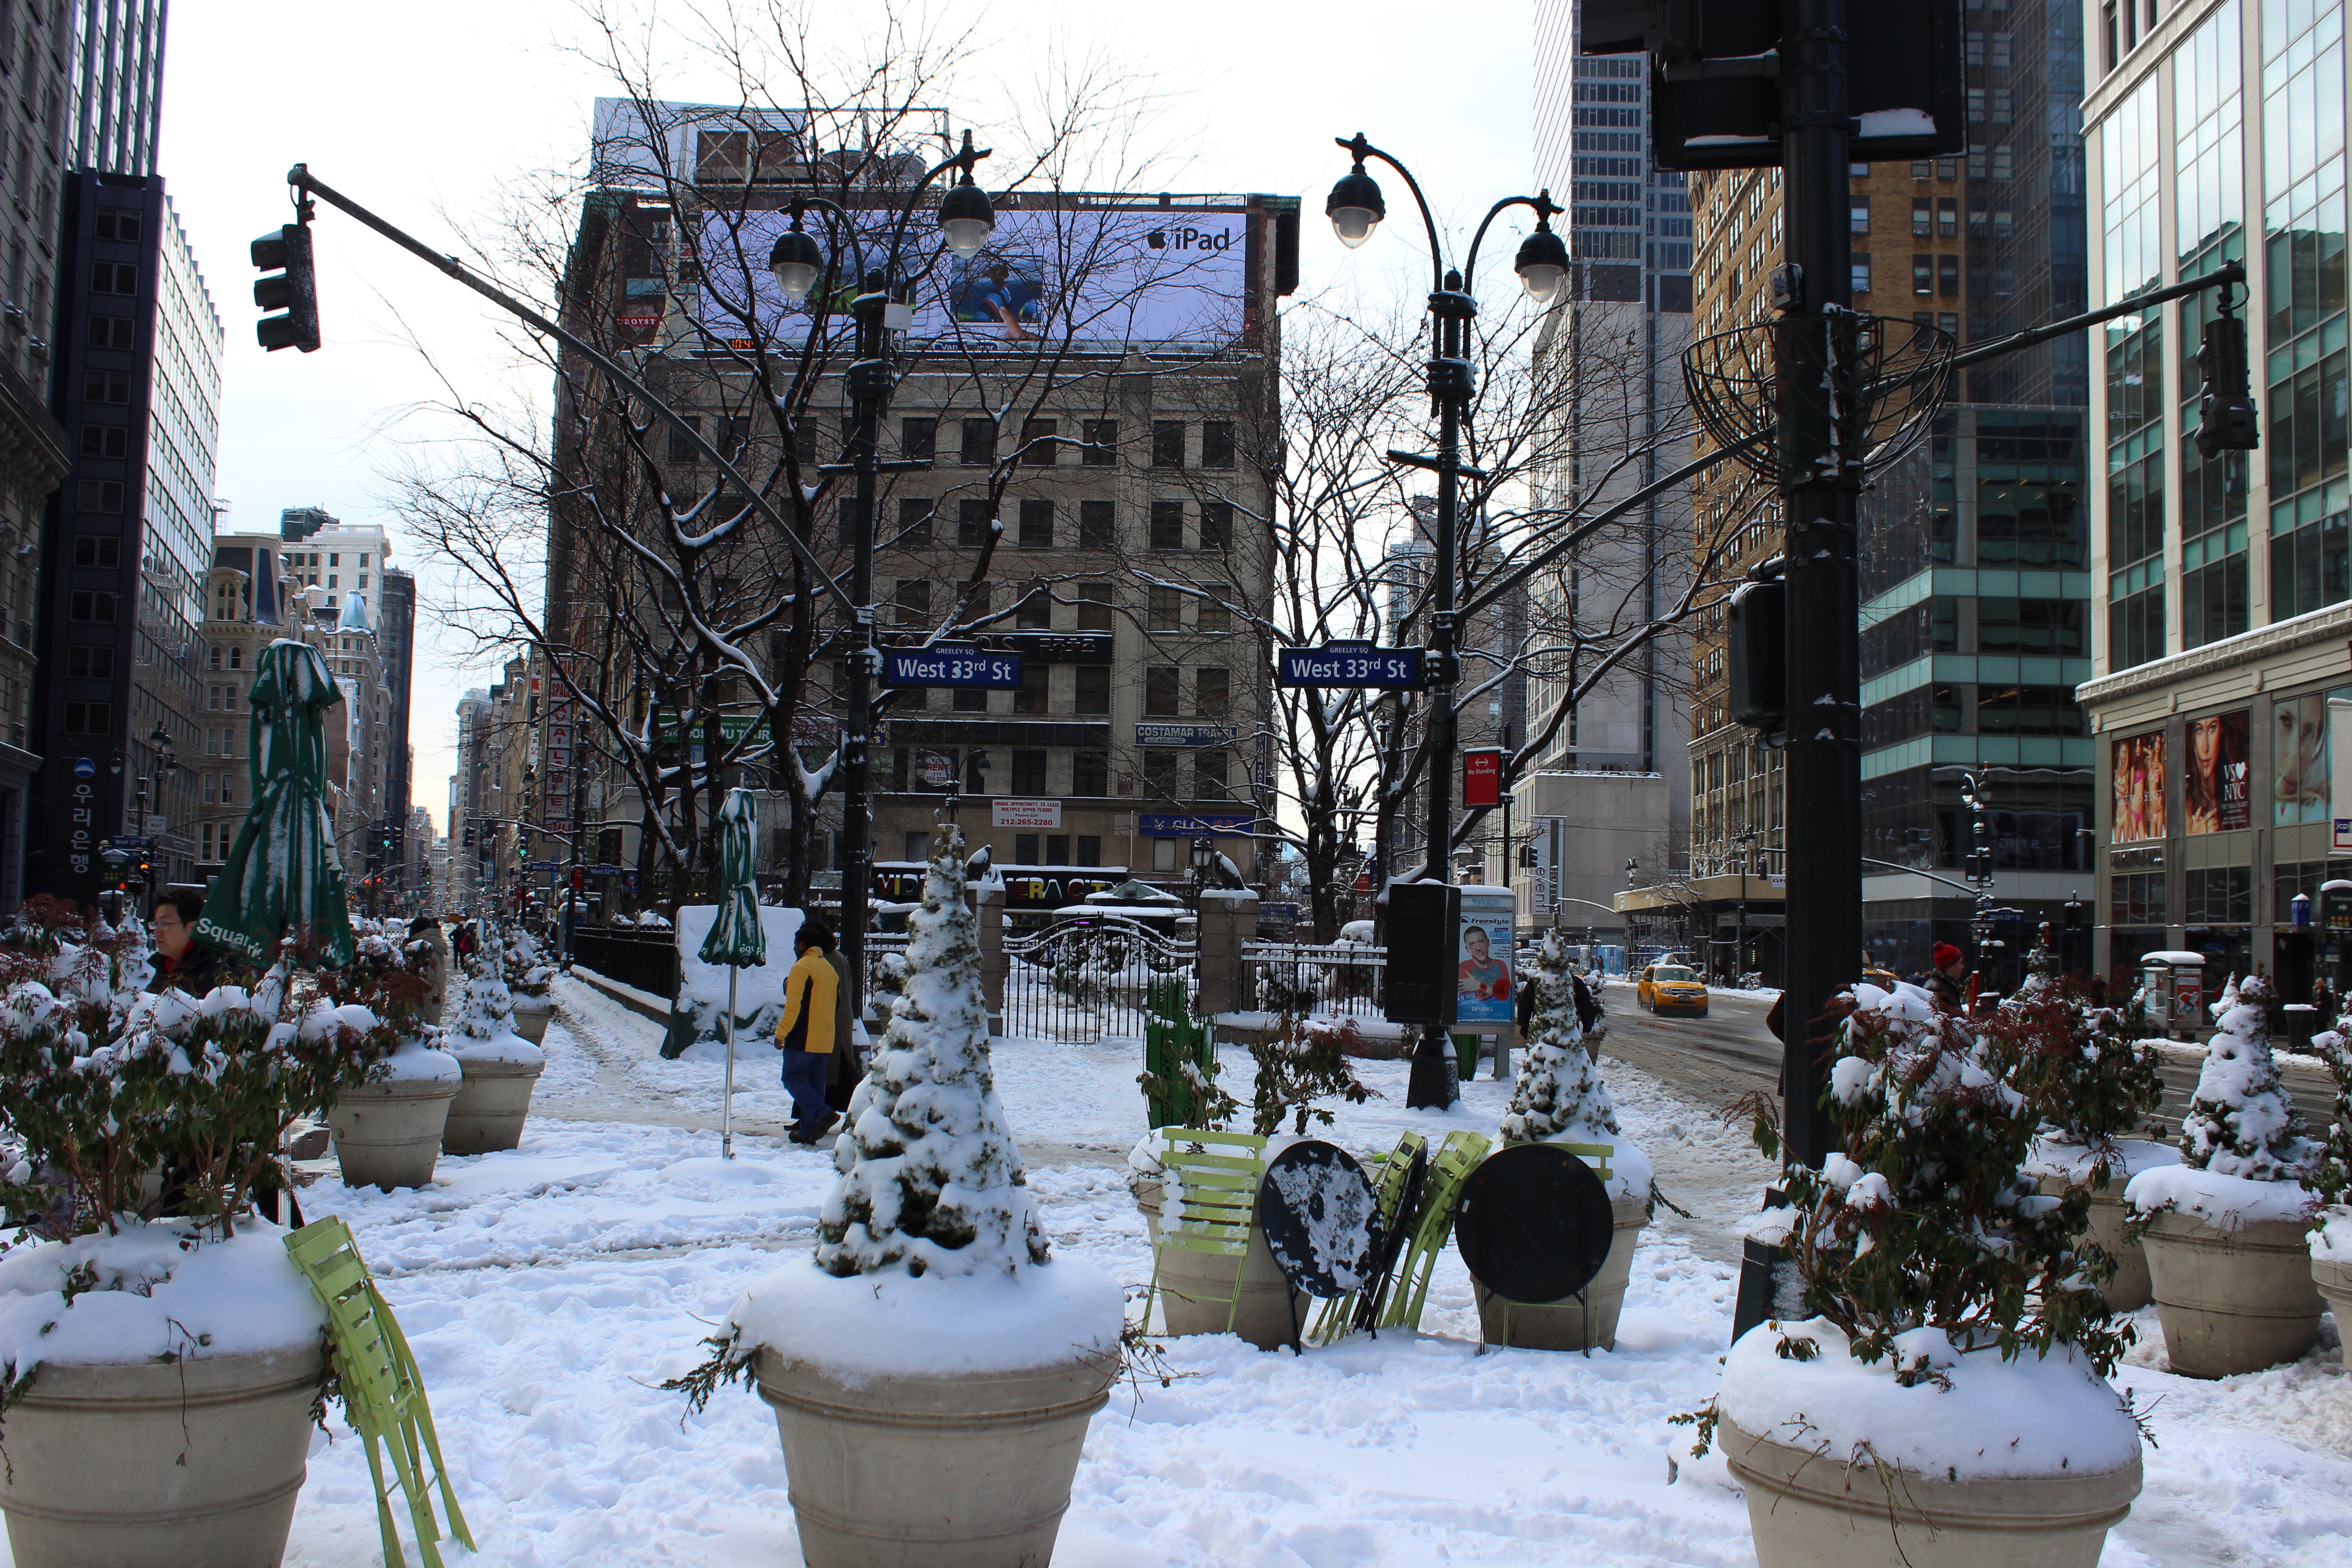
[590,863,624,877]
[1137,813,1254,837]
[883,645,1023,688]
[1276,644,1424,689]
[73,757,95,779]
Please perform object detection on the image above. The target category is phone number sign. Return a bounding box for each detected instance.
[882,646,1023,688]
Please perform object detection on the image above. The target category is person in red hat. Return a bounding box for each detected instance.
[1919,941,1967,1013]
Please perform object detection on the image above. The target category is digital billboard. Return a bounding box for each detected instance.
[692,203,1250,350]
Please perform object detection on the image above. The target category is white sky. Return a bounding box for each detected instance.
[157,1,1537,837]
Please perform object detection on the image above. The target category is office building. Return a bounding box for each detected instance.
[2079,0,2352,1001]
[32,172,218,902]
[70,0,167,177]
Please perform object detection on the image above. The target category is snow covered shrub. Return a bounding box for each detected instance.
[2306,1010,2352,1204]
[1739,984,2126,1379]
[1501,935,1617,1147]
[500,925,554,995]
[2173,996,2318,1183]
[455,944,518,1040]
[0,911,416,1238]
[2004,947,2164,1184]
[1243,969,1371,1137]
[818,825,1048,1277]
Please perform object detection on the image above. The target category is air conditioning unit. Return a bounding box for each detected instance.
[26,338,48,363]
[2,302,23,329]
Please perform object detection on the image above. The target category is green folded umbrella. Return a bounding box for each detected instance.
[192,639,356,968]
[701,786,765,1160]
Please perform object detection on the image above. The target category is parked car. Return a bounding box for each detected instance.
[1636,962,1710,1016]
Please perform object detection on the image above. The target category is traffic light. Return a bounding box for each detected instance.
[251,207,320,353]
[462,823,474,848]
[2194,311,2259,456]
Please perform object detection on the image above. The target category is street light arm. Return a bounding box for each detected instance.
[1333,133,1448,293]
[1461,191,1563,298]
[281,164,853,609]
[1860,856,1983,897]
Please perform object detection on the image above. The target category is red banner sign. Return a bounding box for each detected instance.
[1462,747,1502,808]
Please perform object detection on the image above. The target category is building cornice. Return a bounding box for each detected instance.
[0,362,68,498]
[2075,601,2352,708]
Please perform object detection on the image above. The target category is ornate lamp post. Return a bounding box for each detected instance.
[1323,132,1565,1110]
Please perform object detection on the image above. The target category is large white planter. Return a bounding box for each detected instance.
[2308,1215,2352,1367]
[2035,1175,2151,1312]
[329,1077,458,1189]
[0,1343,324,1568]
[1472,1192,1648,1351]
[1133,1179,1305,1351]
[2139,1210,2324,1377]
[509,995,553,1045]
[441,1056,544,1156]
[1718,1411,2141,1568]
[755,1347,1116,1568]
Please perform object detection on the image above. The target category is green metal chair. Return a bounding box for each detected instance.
[1141,1127,1270,1335]
[1379,1129,1494,1331]
[1308,1129,1427,1344]
[284,1217,475,1568]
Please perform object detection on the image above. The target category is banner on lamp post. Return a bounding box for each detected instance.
[1462,747,1503,809]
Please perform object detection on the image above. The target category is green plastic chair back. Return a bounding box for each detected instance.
[1380,1129,1493,1331]
[284,1217,475,1568]
[1142,1127,1269,1335]
[1308,1129,1427,1344]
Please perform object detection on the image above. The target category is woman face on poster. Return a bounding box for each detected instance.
[2185,716,2222,832]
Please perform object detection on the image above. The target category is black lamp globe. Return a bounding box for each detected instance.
[1325,164,1385,248]
[1514,223,1570,304]
[938,177,995,258]
[767,224,826,303]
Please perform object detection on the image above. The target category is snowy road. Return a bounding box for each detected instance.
[68,971,2344,1568]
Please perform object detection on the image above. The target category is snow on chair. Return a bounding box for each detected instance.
[1142,1127,1271,1336]
[1378,1130,1493,1331]
[284,1216,475,1568]
[1308,1128,1427,1344]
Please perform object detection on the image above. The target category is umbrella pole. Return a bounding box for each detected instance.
[722,966,737,1160]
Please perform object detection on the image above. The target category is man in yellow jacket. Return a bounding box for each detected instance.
[775,921,842,1144]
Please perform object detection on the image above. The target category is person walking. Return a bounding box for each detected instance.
[822,930,862,1113]
[1919,942,1966,1014]
[775,922,842,1144]
[145,887,226,995]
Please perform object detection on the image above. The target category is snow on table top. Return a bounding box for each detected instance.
[731,1256,1123,1379]
[1722,1318,2142,1480]
[2125,1162,2322,1231]
[0,1221,326,1373]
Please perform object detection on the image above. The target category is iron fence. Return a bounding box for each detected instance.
[1241,941,1387,1019]
[568,926,681,997]
[1001,916,1196,1042]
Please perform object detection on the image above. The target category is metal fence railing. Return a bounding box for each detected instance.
[1241,941,1387,1019]
[569,927,681,997]
[1002,917,1196,1042]
[862,932,911,1014]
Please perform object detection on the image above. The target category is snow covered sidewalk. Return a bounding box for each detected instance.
[58,975,2336,1567]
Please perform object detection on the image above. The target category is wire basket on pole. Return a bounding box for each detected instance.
[1681,314,1958,486]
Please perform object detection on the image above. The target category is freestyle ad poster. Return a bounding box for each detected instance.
[1456,894,1514,1025]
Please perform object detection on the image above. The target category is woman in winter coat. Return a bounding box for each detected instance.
[774,923,841,1144]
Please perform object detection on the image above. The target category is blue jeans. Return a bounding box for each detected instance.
[780,1049,832,1138]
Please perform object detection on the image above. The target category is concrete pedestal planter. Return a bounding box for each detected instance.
[1473,1192,1648,1350]
[755,1347,1116,1568]
[1718,1411,2141,1568]
[0,1343,324,1568]
[328,1044,463,1189]
[1132,1179,1305,1351]
[2029,1140,2178,1313]
[2135,1212,2323,1376]
[508,995,553,1044]
[442,1050,545,1155]
[2307,1207,2352,1367]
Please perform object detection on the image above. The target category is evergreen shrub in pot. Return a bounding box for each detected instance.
[501,924,555,1043]
[2304,1012,2352,1360]
[439,942,545,1156]
[671,830,1122,1568]
[1685,981,2146,1568]
[2124,989,2323,1377]
[1486,934,1652,1350]
[2008,946,2172,1311]
[0,903,421,1568]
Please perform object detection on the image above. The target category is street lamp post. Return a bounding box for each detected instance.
[781,131,997,1028]
[1324,132,1566,1110]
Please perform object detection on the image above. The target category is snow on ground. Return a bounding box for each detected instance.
[44,975,2338,1567]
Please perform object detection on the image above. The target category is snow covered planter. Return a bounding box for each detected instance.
[1488,934,1652,1351]
[327,1033,461,1188]
[2305,1021,2352,1364]
[2125,995,2323,1377]
[440,946,546,1156]
[0,906,418,1568]
[1685,981,2144,1568]
[670,828,1122,1568]
[2007,952,2172,1311]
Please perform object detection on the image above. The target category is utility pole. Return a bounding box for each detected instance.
[1772,0,1858,1167]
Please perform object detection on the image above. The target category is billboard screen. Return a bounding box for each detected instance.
[2111,730,2166,843]
[2185,709,2250,833]
[693,203,1250,350]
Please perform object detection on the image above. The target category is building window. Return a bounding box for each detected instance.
[90,260,136,295]
[1195,666,1230,717]
[1017,498,1053,548]
[901,417,937,461]
[83,369,132,403]
[665,416,701,462]
[1075,835,1102,866]
[1009,750,1047,793]
[1075,666,1110,713]
[1079,419,1117,466]
[2270,502,2349,619]
[1076,581,1114,631]
[1937,255,1959,296]
[1912,254,1932,294]
[1072,751,1108,795]
[1144,666,1181,715]
[1194,749,1228,796]
[65,646,113,678]
[68,590,116,622]
[1142,749,1181,798]
[1849,196,1870,235]
[1147,586,1183,631]
[71,535,118,568]
[956,498,993,547]
[1852,258,1872,294]
[1078,500,1115,549]
[79,424,127,459]
[953,685,988,713]
[1200,421,1236,469]
[959,418,995,466]
[1019,418,1058,466]
[1199,502,1232,550]
[89,314,134,349]
[1149,501,1186,550]
[895,498,934,549]
[895,579,931,628]
[61,701,110,733]
[1937,197,1958,238]
[1150,421,1186,468]
[1911,198,1931,236]
[1198,586,1231,635]
[1014,587,1052,630]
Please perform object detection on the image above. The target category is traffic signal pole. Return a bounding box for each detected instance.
[1773,0,1858,1168]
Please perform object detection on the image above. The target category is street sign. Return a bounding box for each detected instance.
[528,860,559,872]
[106,835,152,849]
[1462,747,1502,808]
[1137,813,1252,837]
[882,645,1021,688]
[590,863,623,877]
[1276,643,1424,689]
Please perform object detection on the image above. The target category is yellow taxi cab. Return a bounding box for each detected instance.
[1636,962,1710,1016]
